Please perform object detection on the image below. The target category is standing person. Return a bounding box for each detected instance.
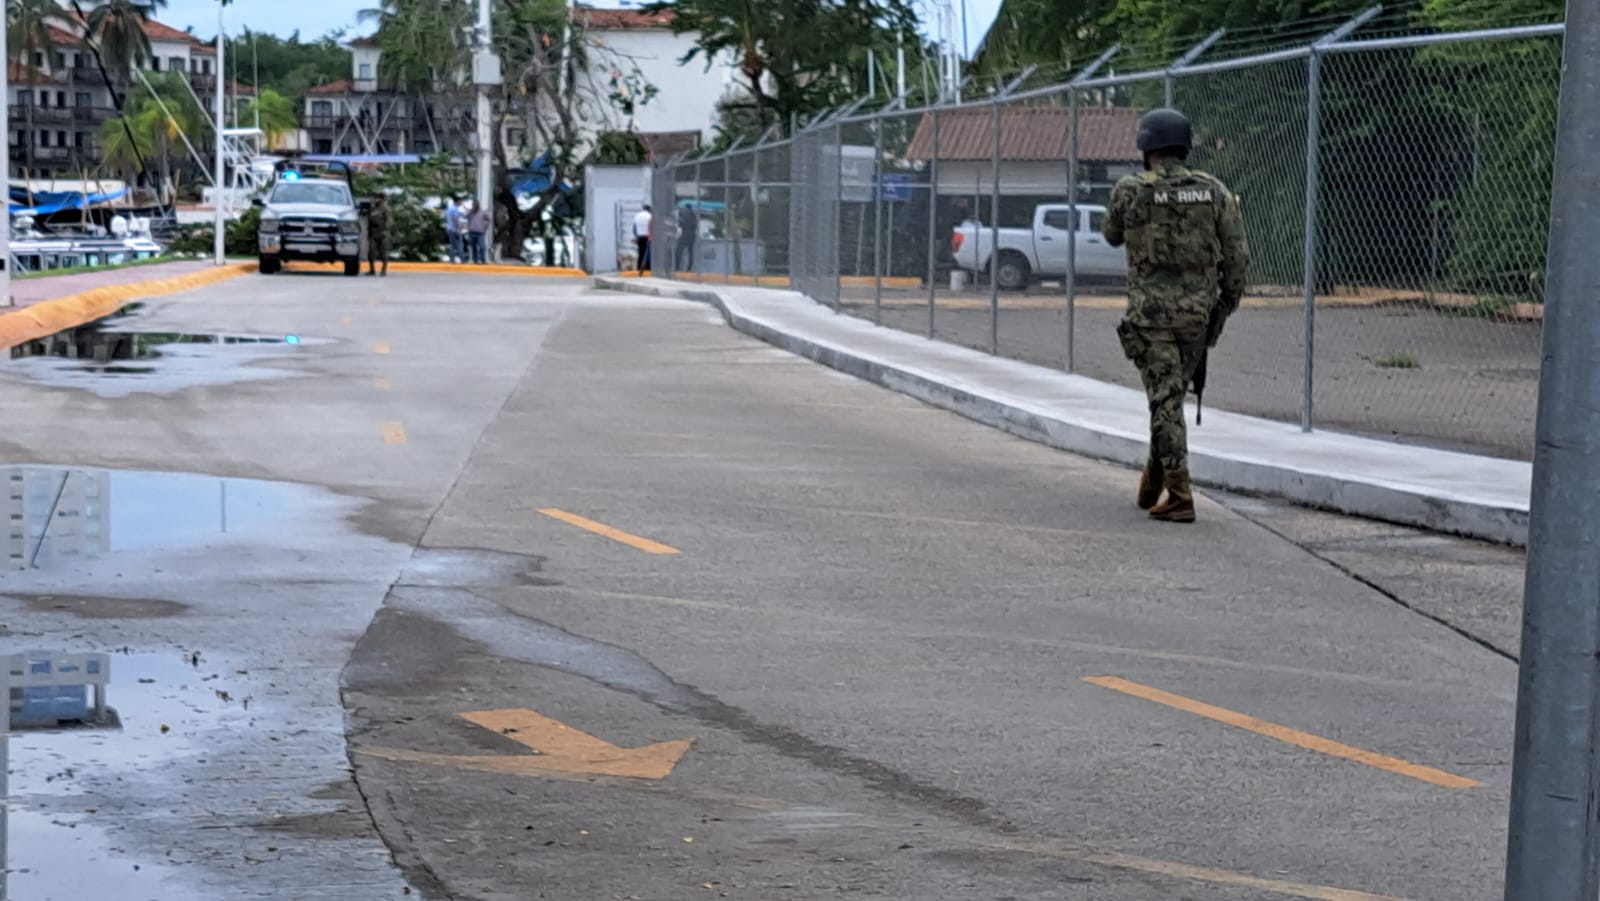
[632,204,652,274]
[444,195,465,264]
[675,203,698,271]
[467,199,491,265]
[365,195,390,277]
[1102,108,1249,524]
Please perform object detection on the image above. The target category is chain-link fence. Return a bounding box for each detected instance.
[651,15,1562,462]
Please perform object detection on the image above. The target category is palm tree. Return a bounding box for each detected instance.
[97,104,155,173]
[69,0,166,183]
[358,0,470,95]
[236,89,298,147]
[7,0,57,185]
[122,70,201,195]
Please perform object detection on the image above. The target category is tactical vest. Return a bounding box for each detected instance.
[1130,167,1222,277]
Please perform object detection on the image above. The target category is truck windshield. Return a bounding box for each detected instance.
[270,182,351,206]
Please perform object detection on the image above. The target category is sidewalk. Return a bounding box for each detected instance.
[7,259,216,310]
[1,260,253,351]
[597,275,1531,546]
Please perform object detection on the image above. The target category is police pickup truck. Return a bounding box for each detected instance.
[254,160,369,276]
[950,203,1126,291]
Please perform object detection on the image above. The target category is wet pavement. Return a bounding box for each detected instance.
[1,272,1528,900]
[2,308,319,398]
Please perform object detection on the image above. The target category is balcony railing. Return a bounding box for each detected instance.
[10,106,74,124]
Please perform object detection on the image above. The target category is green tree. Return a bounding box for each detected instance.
[357,0,471,95]
[642,0,920,134]
[68,0,167,182]
[236,88,299,143]
[228,29,351,100]
[7,0,56,180]
[99,71,203,195]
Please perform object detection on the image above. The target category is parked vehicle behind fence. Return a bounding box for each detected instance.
[951,203,1126,290]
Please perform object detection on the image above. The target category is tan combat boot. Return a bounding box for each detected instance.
[1137,460,1165,510]
[1149,469,1195,523]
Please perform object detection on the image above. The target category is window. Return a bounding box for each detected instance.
[74,131,84,149]
[151,57,161,71]
[32,51,42,67]
[270,182,352,206]
[75,92,91,108]
[71,53,80,68]
[359,63,373,79]
[36,90,46,106]
[202,60,212,75]
[57,130,67,146]
[314,139,333,154]
[1041,210,1073,231]
[312,100,332,121]
[55,91,65,107]
[172,57,185,73]
[52,51,65,70]
[1089,211,1106,234]
[39,131,49,147]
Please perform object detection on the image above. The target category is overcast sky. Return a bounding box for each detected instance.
[156,0,1003,57]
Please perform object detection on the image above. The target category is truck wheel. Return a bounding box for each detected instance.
[258,255,280,274]
[343,258,361,277]
[993,251,1031,291]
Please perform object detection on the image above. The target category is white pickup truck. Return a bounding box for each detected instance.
[951,203,1126,290]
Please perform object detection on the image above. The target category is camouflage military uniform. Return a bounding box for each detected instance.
[1103,159,1249,516]
[367,201,389,277]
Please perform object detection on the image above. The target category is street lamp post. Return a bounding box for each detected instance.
[473,0,498,261]
[213,3,228,265]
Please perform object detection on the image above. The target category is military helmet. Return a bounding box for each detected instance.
[1136,108,1193,154]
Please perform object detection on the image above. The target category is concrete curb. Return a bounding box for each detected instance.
[282,261,589,277]
[596,276,1530,546]
[0,262,255,352]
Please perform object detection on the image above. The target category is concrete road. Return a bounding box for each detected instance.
[0,272,1524,901]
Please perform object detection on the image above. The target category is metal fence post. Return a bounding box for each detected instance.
[724,151,734,285]
[751,144,762,287]
[1299,7,1380,432]
[1505,0,1600,895]
[927,106,940,339]
[873,113,885,324]
[1300,50,1322,433]
[1066,88,1080,373]
[989,97,1002,355]
[834,117,846,310]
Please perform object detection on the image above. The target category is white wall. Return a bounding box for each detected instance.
[583,164,652,273]
[352,47,381,90]
[584,30,738,141]
[935,160,1138,196]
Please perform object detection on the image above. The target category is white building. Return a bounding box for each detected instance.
[303,4,743,162]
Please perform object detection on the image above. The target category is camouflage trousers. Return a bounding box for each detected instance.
[1117,322,1207,474]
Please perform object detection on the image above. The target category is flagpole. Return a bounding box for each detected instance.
[213,2,227,265]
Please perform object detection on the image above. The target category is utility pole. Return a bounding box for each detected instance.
[473,0,499,259]
[213,2,227,266]
[1,4,11,306]
[1503,1,1600,898]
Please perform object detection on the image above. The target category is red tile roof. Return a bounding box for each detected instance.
[349,34,381,47]
[142,18,196,44]
[306,79,355,95]
[8,61,63,84]
[904,105,1144,163]
[573,4,675,30]
[47,25,82,47]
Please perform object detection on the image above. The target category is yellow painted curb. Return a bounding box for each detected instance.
[388,262,588,277]
[0,263,254,352]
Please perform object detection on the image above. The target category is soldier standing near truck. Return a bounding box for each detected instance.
[1102,108,1250,524]
[366,194,390,277]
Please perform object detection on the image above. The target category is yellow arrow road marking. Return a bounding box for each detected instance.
[537,507,680,555]
[359,708,692,780]
[382,421,407,444]
[1084,676,1480,789]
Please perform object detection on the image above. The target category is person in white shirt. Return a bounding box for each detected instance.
[632,205,653,273]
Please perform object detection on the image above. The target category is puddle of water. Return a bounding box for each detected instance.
[6,651,256,900]
[1,307,321,397]
[3,466,308,571]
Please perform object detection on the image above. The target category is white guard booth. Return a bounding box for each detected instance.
[582,165,652,274]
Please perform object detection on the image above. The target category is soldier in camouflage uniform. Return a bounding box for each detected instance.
[366,195,389,277]
[1103,108,1249,523]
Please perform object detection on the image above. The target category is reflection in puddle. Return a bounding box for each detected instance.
[1,308,320,396]
[3,466,305,571]
[6,651,251,900]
